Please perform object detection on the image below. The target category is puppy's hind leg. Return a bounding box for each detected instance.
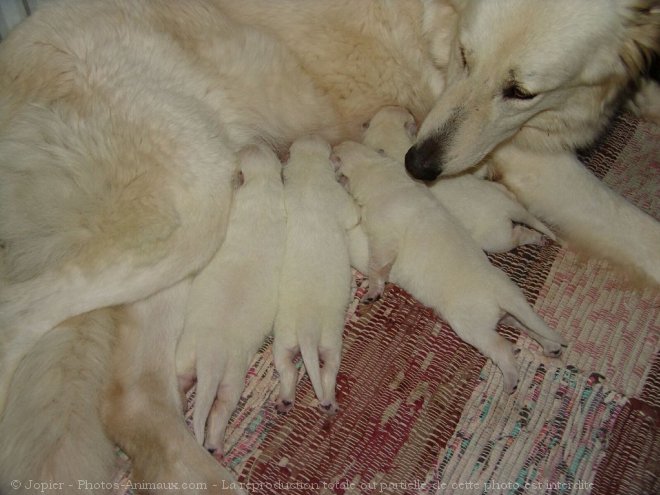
[272,337,299,414]
[362,241,396,303]
[318,329,343,415]
[497,280,567,357]
[204,365,247,458]
[511,224,548,248]
[101,280,243,494]
[444,307,520,394]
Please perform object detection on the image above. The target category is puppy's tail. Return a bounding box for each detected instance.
[0,310,118,494]
[192,340,225,447]
[298,332,324,403]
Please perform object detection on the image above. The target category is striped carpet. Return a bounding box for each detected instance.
[118,113,659,494]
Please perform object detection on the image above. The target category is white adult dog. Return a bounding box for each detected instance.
[362,106,556,253]
[176,144,286,457]
[405,0,660,284]
[334,140,566,393]
[273,136,359,415]
[0,0,657,490]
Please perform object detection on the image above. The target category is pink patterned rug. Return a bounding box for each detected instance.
[116,113,659,494]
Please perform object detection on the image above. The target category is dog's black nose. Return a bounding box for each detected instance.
[405,141,442,182]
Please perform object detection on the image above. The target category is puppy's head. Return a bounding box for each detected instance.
[331,141,382,194]
[283,135,334,183]
[236,143,281,184]
[288,135,332,160]
[408,0,660,180]
[362,106,418,162]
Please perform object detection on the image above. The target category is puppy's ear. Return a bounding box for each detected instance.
[404,119,418,139]
[620,1,660,82]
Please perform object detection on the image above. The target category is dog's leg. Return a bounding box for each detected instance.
[510,224,547,248]
[497,277,567,356]
[499,315,564,358]
[444,307,520,394]
[101,280,243,494]
[204,366,246,458]
[272,339,299,414]
[0,131,236,413]
[493,147,660,287]
[362,241,396,303]
[318,330,343,415]
[0,310,117,494]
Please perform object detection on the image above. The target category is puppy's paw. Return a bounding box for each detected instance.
[542,341,563,358]
[360,289,382,305]
[318,400,339,415]
[276,398,294,414]
[502,372,519,394]
[205,446,224,461]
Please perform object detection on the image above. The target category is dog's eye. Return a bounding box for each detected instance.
[502,83,537,100]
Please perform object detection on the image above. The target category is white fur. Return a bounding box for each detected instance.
[406,0,660,284]
[175,144,286,456]
[273,136,359,414]
[362,106,556,253]
[0,0,656,486]
[0,310,117,494]
[334,141,566,393]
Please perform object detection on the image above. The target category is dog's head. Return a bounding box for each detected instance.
[407,0,659,180]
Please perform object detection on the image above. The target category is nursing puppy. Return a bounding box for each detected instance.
[176,144,286,457]
[363,106,556,253]
[334,141,567,393]
[274,136,359,414]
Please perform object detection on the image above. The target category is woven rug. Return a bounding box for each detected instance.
[117,113,659,494]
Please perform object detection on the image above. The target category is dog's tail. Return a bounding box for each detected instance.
[298,331,324,403]
[192,340,225,448]
[0,310,118,494]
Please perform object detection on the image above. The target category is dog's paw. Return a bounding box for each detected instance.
[318,401,339,415]
[275,398,294,414]
[542,341,563,358]
[502,372,519,394]
[360,289,382,305]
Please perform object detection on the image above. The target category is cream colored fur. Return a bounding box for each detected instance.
[273,136,359,414]
[334,141,566,393]
[0,0,657,488]
[362,106,556,253]
[175,144,286,456]
[406,0,660,285]
[0,310,117,494]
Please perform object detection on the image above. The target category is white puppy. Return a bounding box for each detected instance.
[362,106,556,253]
[334,141,567,393]
[273,136,359,414]
[176,144,286,457]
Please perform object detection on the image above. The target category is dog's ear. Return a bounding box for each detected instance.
[620,1,660,82]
